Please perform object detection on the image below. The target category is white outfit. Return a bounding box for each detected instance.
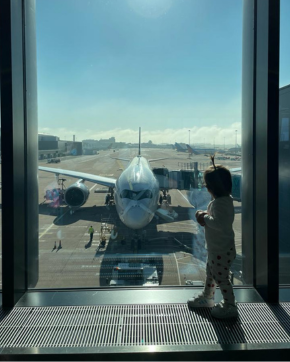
[203,196,235,253]
[202,196,236,305]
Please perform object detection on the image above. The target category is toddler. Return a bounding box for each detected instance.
[188,156,238,319]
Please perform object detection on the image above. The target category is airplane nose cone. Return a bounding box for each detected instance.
[123,206,149,229]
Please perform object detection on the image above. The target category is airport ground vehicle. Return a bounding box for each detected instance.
[47,158,61,164]
[109,262,159,286]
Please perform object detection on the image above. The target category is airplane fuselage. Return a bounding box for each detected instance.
[115,156,160,229]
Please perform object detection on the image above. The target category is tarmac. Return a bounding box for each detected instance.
[35,148,243,289]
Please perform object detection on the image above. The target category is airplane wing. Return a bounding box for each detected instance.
[111,156,170,163]
[229,167,242,173]
[199,167,242,174]
[39,166,116,188]
[148,157,170,162]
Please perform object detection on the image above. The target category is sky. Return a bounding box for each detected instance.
[36,0,290,145]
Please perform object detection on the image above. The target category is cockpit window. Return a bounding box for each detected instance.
[120,189,153,200]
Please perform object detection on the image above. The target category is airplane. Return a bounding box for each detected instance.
[186,144,200,156]
[39,128,169,230]
[39,129,242,229]
[174,142,188,153]
[174,142,200,156]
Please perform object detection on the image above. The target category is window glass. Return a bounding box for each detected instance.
[36,0,246,289]
[279,0,290,285]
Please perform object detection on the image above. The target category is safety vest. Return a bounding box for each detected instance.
[89,227,94,234]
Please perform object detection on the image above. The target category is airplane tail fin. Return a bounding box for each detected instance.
[138,127,141,156]
[186,144,199,155]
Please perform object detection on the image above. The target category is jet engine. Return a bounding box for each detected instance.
[64,181,90,208]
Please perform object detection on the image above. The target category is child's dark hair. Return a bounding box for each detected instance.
[204,155,232,197]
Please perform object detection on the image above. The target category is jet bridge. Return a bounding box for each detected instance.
[152,167,203,191]
[153,166,242,201]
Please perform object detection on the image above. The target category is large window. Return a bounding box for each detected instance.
[35,0,246,289]
[279,0,290,285]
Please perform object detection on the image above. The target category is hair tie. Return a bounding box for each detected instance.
[210,154,217,170]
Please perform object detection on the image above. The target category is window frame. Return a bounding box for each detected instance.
[0,0,282,308]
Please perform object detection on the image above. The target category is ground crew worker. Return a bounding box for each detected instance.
[88,225,94,242]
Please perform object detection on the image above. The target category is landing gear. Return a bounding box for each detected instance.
[159,189,171,204]
[105,187,115,205]
[58,178,66,203]
[130,234,140,253]
[100,238,106,248]
[130,230,147,252]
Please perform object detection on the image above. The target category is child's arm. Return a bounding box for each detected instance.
[203,200,230,230]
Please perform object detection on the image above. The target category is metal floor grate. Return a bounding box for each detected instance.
[0,303,290,348]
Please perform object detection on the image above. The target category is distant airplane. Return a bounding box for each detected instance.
[174,142,187,152]
[174,142,200,155]
[39,128,171,230]
[186,144,200,156]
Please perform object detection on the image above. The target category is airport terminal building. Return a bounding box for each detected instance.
[38,133,82,159]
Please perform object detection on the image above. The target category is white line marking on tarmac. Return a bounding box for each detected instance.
[177,261,195,265]
[176,256,192,261]
[39,183,98,239]
[39,220,63,239]
[82,265,98,268]
[68,225,88,228]
[177,190,193,206]
[89,184,98,192]
[174,253,181,286]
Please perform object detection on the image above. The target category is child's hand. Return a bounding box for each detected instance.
[195,211,207,226]
[195,210,204,219]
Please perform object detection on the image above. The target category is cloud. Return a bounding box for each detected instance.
[39,123,241,146]
[38,93,241,136]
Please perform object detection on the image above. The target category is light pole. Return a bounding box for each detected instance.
[224,137,225,151]
[213,137,215,151]
[235,130,237,153]
[188,130,190,146]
